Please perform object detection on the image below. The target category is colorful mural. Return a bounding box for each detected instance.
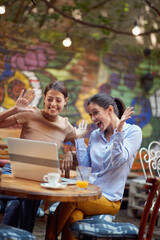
[0,29,160,149]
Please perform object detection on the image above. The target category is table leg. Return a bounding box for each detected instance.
[45,203,61,240]
[19,199,23,228]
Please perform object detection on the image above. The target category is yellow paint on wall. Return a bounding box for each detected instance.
[2,71,31,109]
[46,69,73,81]
[75,87,98,125]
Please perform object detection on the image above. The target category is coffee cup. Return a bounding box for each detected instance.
[43,172,60,186]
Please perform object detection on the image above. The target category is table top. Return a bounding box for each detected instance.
[0,174,102,202]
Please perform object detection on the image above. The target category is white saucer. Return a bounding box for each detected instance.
[40,182,66,189]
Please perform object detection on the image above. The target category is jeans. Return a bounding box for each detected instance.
[1,163,41,232]
[0,195,41,232]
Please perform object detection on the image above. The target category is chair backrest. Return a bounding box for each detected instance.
[138,177,160,240]
[139,141,160,179]
[0,127,21,139]
[0,127,21,167]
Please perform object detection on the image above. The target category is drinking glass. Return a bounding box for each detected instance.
[76,166,92,189]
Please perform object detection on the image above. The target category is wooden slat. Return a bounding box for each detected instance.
[0,155,9,159]
[0,127,21,138]
[0,149,9,155]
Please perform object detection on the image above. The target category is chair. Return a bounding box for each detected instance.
[70,176,160,240]
[0,223,35,239]
[139,141,160,179]
[127,141,160,218]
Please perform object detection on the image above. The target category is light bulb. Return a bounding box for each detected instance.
[0,5,6,14]
[132,21,140,36]
[132,26,140,35]
[62,37,72,47]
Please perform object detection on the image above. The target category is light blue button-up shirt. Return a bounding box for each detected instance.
[75,122,142,201]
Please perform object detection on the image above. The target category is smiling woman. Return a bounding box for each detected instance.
[0,82,77,150]
[0,81,88,234]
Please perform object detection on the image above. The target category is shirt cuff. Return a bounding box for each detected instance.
[114,129,125,141]
[75,138,86,147]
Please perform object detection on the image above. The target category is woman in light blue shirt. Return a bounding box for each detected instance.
[49,93,142,240]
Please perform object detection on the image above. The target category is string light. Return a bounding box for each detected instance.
[62,33,72,47]
[132,20,140,36]
[0,5,6,14]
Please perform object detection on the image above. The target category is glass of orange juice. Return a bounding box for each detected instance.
[76,166,92,190]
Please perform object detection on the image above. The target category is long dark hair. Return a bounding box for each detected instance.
[44,81,68,99]
[87,93,126,119]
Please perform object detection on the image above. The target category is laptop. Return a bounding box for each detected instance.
[7,137,60,182]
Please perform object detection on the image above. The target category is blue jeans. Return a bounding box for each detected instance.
[1,163,41,232]
[0,195,41,232]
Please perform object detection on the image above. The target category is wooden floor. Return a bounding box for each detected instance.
[0,208,160,240]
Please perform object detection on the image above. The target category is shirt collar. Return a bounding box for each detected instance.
[99,122,127,137]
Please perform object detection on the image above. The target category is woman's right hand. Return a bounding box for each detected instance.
[76,120,90,139]
[15,89,35,112]
[60,151,73,173]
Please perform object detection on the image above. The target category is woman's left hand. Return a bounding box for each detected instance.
[116,107,134,132]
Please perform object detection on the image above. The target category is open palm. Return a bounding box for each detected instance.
[15,89,35,112]
[116,107,134,132]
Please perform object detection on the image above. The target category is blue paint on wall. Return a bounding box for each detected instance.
[127,97,151,128]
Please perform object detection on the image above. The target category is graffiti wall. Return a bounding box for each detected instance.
[0,25,160,149]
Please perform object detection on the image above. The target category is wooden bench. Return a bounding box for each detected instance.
[0,127,21,167]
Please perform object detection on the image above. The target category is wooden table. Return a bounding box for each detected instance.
[0,175,102,202]
[0,174,102,239]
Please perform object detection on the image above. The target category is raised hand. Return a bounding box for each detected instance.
[76,120,89,139]
[15,89,35,112]
[116,107,134,132]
